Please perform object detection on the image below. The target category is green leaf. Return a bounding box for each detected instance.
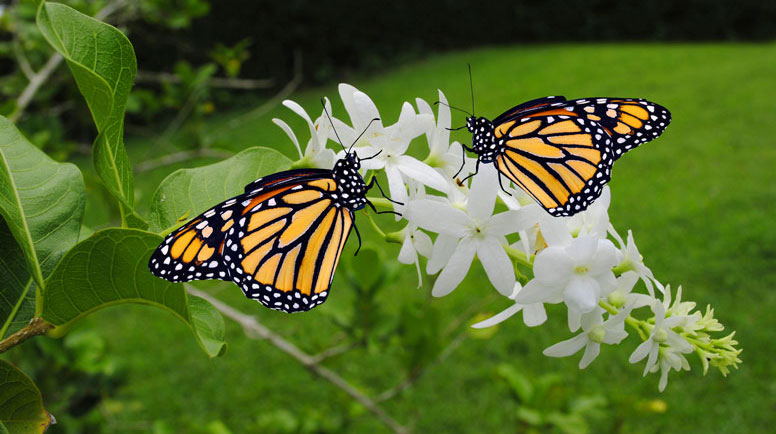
[42,228,226,357]
[0,359,52,434]
[0,117,85,332]
[36,2,145,228]
[496,363,534,403]
[148,147,292,232]
[0,221,35,340]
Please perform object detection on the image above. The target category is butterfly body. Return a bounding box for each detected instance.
[463,96,671,216]
[149,153,370,313]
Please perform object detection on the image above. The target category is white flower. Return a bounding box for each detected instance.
[566,186,612,239]
[406,165,543,296]
[498,184,547,258]
[416,90,476,178]
[610,228,655,295]
[629,297,694,380]
[397,224,433,287]
[334,84,446,211]
[607,271,654,311]
[516,219,619,332]
[471,282,548,328]
[273,98,336,169]
[543,307,629,369]
[650,343,692,392]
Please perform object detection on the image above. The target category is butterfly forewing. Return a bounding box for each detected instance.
[520,98,671,159]
[492,96,567,125]
[224,177,354,313]
[493,114,614,216]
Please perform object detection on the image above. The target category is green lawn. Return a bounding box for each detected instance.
[58,43,776,432]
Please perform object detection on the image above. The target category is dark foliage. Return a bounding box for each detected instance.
[130,0,776,84]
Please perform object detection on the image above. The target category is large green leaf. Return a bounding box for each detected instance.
[0,359,51,434]
[0,117,85,335]
[42,228,226,357]
[36,2,145,228]
[148,147,292,232]
[0,221,35,340]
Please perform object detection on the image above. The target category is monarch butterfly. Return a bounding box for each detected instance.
[149,114,393,313]
[457,93,670,216]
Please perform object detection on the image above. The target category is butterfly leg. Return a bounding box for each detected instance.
[458,157,480,185]
[367,199,402,216]
[497,171,512,196]
[366,175,403,206]
[353,222,362,255]
[453,143,475,179]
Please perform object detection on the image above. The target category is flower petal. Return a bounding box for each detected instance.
[338,83,381,130]
[413,229,433,258]
[272,118,303,158]
[515,278,558,305]
[544,333,588,357]
[533,246,573,287]
[522,303,548,327]
[432,239,476,297]
[467,164,499,220]
[579,342,601,369]
[562,276,601,315]
[385,165,408,216]
[488,205,544,236]
[629,339,653,364]
[477,239,516,296]
[406,200,469,237]
[567,236,598,265]
[427,233,459,274]
[396,155,449,192]
[539,218,573,247]
[471,303,523,329]
[398,234,417,265]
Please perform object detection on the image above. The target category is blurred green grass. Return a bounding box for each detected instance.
[77,43,775,432]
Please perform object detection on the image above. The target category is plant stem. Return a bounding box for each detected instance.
[366,197,394,210]
[599,300,650,340]
[186,287,409,434]
[365,213,387,238]
[0,317,54,354]
[503,244,534,268]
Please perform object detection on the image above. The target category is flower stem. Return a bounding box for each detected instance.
[367,197,394,210]
[502,244,534,268]
[365,213,387,239]
[599,300,650,341]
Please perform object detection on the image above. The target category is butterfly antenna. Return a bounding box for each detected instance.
[434,100,472,117]
[468,63,475,116]
[321,98,347,153]
[347,117,380,154]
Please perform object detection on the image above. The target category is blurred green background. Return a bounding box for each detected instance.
[1,0,775,433]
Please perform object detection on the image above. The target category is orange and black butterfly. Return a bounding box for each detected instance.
[459,95,671,216]
[149,116,392,313]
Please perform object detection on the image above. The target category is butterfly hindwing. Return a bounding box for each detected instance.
[149,198,241,282]
[493,114,614,216]
[223,176,354,313]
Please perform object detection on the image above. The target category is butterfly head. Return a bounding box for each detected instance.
[332,152,368,210]
[467,116,499,162]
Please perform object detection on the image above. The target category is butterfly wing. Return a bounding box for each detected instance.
[149,169,340,287]
[224,177,353,313]
[492,96,567,125]
[149,198,238,283]
[493,114,614,216]
[542,98,670,159]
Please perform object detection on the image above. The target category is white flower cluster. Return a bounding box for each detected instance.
[274,84,741,391]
